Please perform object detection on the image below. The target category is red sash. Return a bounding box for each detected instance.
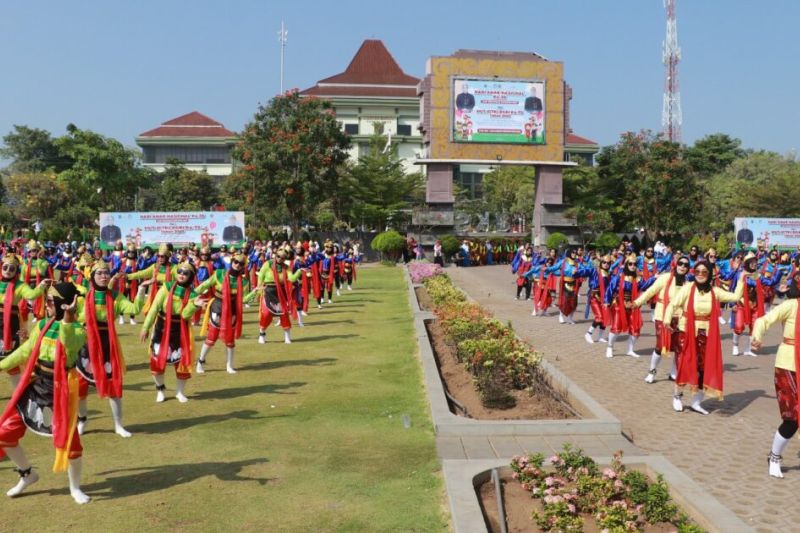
[0,319,77,471]
[84,288,123,398]
[616,275,642,332]
[24,261,45,319]
[271,263,291,323]
[741,274,765,326]
[155,284,192,373]
[221,272,244,344]
[2,280,15,353]
[793,301,800,420]
[311,262,322,300]
[677,284,723,398]
[659,274,674,354]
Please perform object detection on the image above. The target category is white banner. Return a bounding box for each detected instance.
[99,211,245,248]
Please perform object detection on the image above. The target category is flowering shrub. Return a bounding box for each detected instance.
[408,261,443,283]
[422,273,543,409]
[423,274,466,307]
[509,444,705,532]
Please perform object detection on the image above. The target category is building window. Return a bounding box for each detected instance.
[453,168,483,200]
[397,124,412,136]
[150,146,231,165]
[344,123,359,135]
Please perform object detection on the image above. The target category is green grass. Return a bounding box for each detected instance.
[0,266,448,532]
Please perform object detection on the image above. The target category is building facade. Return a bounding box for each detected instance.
[300,40,423,173]
[136,111,237,177]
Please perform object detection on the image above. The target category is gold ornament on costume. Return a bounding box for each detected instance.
[91,258,110,275]
[27,239,40,252]
[76,253,94,269]
[158,243,170,256]
[2,255,20,268]
[177,260,196,274]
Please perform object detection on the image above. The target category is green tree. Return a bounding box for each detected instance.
[6,171,73,222]
[481,166,535,224]
[54,124,152,211]
[685,133,746,178]
[701,151,799,232]
[342,133,423,230]
[233,90,350,233]
[596,130,700,236]
[1,125,72,174]
[155,162,219,210]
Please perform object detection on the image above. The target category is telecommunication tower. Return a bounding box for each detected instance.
[278,21,288,94]
[662,0,682,142]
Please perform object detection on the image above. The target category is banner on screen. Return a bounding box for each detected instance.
[452,78,545,145]
[734,217,800,249]
[99,212,245,248]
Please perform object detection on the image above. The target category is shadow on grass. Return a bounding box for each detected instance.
[125,409,268,434]
[60,458,274,500]
[193,381,307,401]
[296,334,357,342]
[306,319,355,326]
[244,357,336,372]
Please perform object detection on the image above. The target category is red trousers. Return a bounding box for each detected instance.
[261,312,291,330]
[558,291,578,317]
[610,307,642,336]
[204,324,235,348]
[654,318,681,354]
[0,412,82,458]
[775,367,798,421]
[733,303,759,335]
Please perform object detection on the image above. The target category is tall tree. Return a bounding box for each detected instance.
[54,124,152,212]
[155,162,219,211]
[685,133,746,178]
[342,133,423,230]
[233,90,350,232]
[6,171,73,222]
[0,125,71,174]
[481,166,535,223]
[596,130,699,236]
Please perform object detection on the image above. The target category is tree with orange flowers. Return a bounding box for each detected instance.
[233,90,350,233]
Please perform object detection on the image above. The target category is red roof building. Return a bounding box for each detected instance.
[136,112,237,176]
[300,40,423,170]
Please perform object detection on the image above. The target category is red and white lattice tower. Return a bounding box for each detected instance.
[662,0,682,142]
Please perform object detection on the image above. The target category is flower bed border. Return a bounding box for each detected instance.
[444,458,752,533]
[406,267,621,436]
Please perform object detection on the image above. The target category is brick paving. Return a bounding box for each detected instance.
[448,265,796,532]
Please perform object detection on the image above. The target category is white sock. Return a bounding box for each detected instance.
[4,445,38,497]
[175,378,188,402]
[587,326,595,334]
[772,430,791,456]
[154,374,166,402]
[68,458,91,504]
[225,347,236,374]
[650,352,661,371]
[284,330,292,344]
[109,398,131,437]
[77,398,88,435]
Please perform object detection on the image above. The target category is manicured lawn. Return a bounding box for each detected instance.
[0,265,448,532]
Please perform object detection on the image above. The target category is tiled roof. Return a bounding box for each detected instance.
[139,111,236,138]
[300,40,419,98]
[301,85,418,98]
[566,133,598,146]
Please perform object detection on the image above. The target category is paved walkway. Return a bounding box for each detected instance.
[448,265,794,533]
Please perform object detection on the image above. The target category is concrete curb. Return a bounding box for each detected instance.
[406,266,752,532]
[405,267,621,436]
[442,457,754,533]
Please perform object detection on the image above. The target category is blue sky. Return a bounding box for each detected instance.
[2,0,798,154]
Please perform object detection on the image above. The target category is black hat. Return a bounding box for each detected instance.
[48,282,79,321]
